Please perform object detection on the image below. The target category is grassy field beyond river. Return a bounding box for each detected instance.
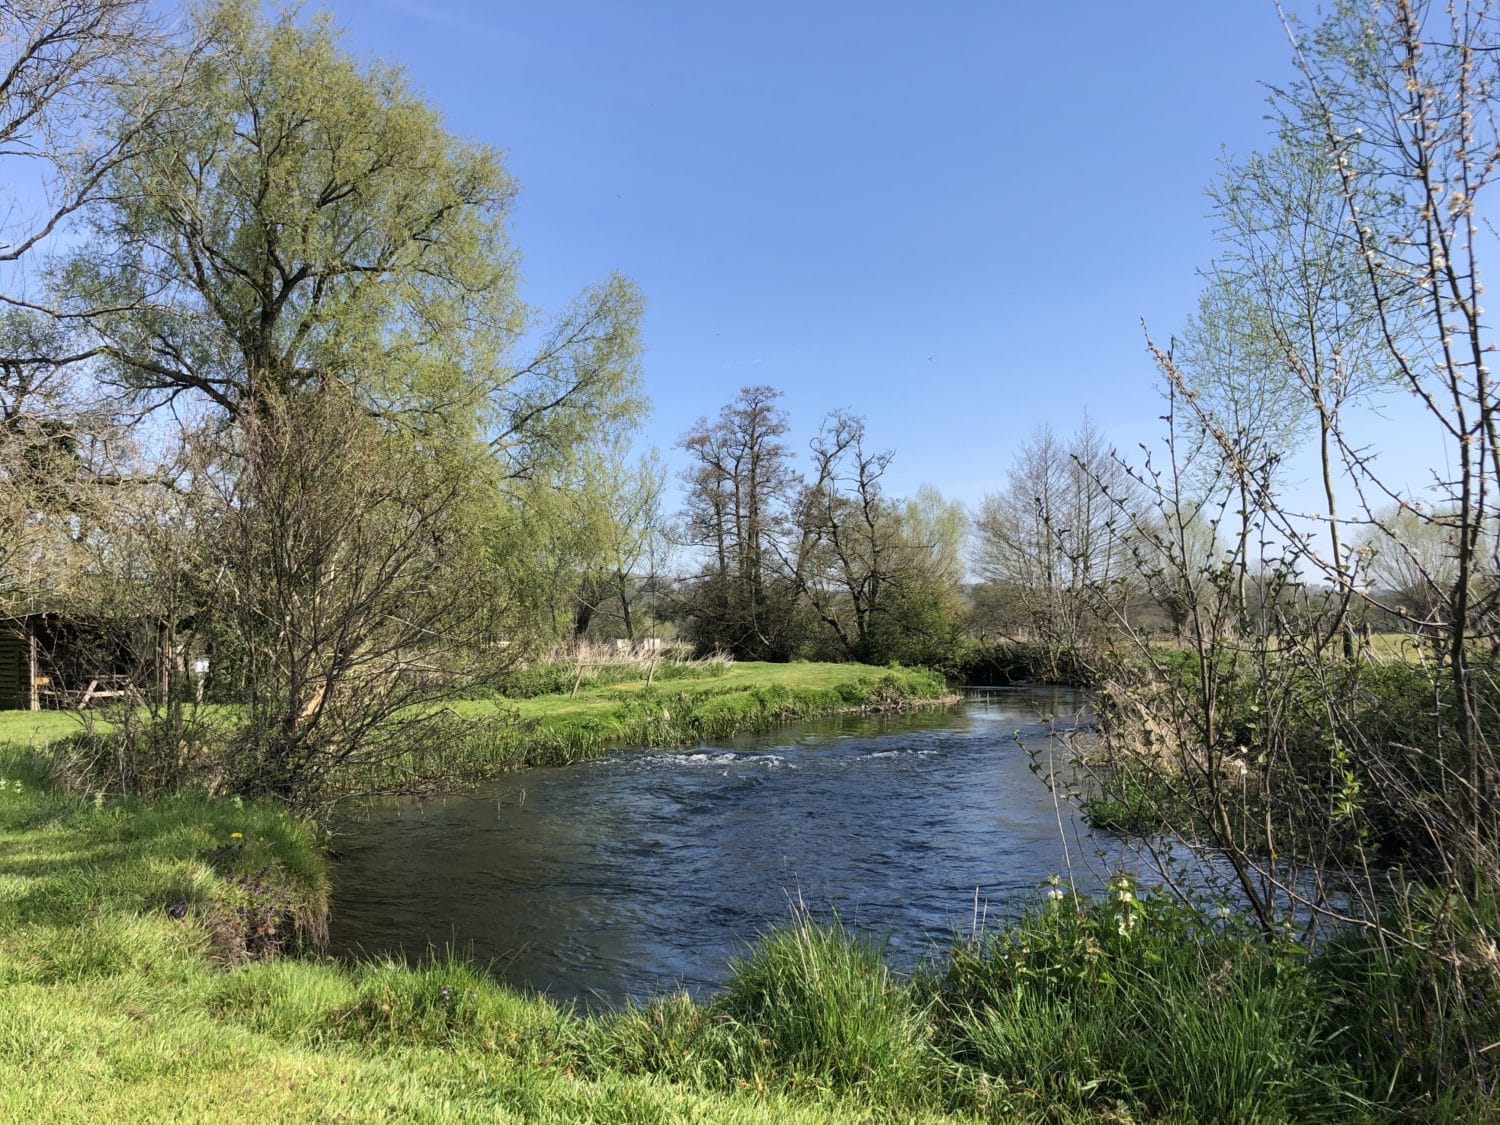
[0,660,954,797]
[470,660,950,753]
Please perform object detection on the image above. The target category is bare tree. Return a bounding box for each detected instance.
[791,411,897,659]
[0,0,156,281]
[1197,126,1402,650]
[1357,502,1473,639]
[209,385,497,810]
[0,2,160,610]
[973,416,1135,668]
[1271,0,1500,876]
[675,385,797,657]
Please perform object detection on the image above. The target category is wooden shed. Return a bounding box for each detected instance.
[0,615,139,711]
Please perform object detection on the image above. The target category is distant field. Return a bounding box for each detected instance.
[1366,632,1437,662]
[0,660,954,784]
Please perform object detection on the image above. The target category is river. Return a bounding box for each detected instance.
[328,685,1127,1007]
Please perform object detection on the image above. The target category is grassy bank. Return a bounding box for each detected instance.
[489,660,953,753]
[0,745,924,1121]
[381,660,955,785]
[20,661,955,800]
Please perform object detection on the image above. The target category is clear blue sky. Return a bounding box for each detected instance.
[327,2,1326,508]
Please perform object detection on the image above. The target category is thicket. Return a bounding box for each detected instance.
[955,640,1096,687]
[671,388,970,668]
[977,5,1500,1112]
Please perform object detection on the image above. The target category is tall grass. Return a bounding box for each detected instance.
[715,906,933,1099]
[920,881,1360,1121]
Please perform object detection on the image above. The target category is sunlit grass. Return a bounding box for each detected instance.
[402,661,953,783]
[0,662,954,795]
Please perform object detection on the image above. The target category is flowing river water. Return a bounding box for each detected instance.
[328,685,1132,1007]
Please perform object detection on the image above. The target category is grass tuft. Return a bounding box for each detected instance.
[715,906,934,1100]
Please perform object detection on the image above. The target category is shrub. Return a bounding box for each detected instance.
[920,884,1356,1121]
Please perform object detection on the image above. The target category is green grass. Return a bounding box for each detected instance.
[379,661,953,786]
[495,660,950,728]
[1,661,955,799]
[0,708,87,747]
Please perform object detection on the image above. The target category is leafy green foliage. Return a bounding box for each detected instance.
[40,0,646,811]
[921,882,1357,1121]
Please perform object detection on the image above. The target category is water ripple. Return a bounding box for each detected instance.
[329,686,1120,1007]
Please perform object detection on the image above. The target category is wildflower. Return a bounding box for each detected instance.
[230,832,242,839]
[167,899,188,919]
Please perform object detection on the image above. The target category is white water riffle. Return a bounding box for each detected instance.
[329,685,1137,1008]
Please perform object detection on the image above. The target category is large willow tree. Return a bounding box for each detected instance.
[55,0,643,805]
[68,0,641,442]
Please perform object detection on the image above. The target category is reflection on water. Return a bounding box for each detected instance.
[328,685,1120,1007]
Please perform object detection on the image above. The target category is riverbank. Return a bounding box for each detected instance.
[0,765,889,1120]
[4,661,957,799]
[378,660,957,786]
